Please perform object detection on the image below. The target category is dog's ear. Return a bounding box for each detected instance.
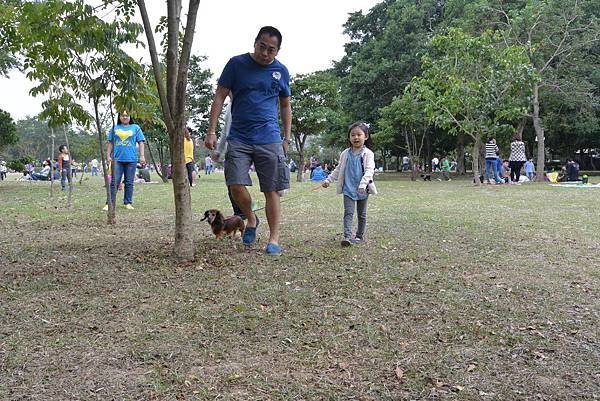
[200,210,209,221]
[215,210,224,222]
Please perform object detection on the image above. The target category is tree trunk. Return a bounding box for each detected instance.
[404,130,417,181]
[380,149,387,172]
[147,140,168,182]
[138,0,201,262]
[472,134,482,186]
[456,133,466,175]
[170,125,194,261]
[94,98,116,224]
[516,116,527,141]
[532,83,545,181]
[62,125,73,208]
[50,127,55,197]
[297,149,304,182]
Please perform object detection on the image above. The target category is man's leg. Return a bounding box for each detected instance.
[230,184,256,228]
[228,186,245,218]
[264,191,281,245]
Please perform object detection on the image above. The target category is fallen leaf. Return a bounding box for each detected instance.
[395,366,404,382]
[467,364,477,372]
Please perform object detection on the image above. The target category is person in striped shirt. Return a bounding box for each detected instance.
[484,138,499,184]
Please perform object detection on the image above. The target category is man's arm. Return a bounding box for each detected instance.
[205,85,230,150]
[279,96,292,154]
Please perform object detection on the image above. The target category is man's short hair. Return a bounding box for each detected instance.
[255,26,282,49]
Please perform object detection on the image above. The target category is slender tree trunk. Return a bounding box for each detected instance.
[147,140,168,182]
[404,130,417,181]
[472,133,482,186]
[380,149,387,172]
[456,133,466,175]
[297,148,304,183]
[516,116,527,141]
[62,125,73,208]
[170,126,194,261]
[93,98,115,224]
[532,83,545,181]
[138,0,201,262]
[50,127,55,197]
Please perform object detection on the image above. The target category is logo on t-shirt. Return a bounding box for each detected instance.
[115,129,133,146]
[272,71,281,80]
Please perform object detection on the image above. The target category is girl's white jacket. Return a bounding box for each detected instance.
[324,147,378,195]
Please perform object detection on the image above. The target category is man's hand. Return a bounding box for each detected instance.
[212,152,221,162]
[282,140,289,155]
[322,181,330,188]
[205,133,217,150]
[358,187,366,194]
[139,155,146,164]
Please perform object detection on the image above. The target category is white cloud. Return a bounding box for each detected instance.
[0,0,379,120]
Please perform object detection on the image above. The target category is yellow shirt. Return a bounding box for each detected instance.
[184,137,194,164]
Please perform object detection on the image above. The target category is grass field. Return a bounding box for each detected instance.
[1,172,599,400]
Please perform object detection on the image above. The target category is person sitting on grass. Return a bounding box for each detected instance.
[30,161,51,181]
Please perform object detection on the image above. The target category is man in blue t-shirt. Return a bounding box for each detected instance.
[205,26,292,256]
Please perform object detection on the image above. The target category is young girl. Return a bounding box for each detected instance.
[322,122,377,246]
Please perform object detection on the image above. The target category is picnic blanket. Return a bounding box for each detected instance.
[550,183,600,188]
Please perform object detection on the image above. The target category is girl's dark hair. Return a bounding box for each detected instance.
[58,144,67,152]
[347,122,374,150]
[116,113,135,125]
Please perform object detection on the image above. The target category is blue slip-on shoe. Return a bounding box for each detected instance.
[242,226,257,246]
[265,243,282,256]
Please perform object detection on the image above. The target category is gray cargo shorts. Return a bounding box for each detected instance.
[225,140,290,193]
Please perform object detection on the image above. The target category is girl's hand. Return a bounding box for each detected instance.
[358,187,366,194]
[322,181,329,188]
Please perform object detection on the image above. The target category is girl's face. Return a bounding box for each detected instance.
[348,127,367,150]
[62,147,69,154]
[119,112,131,125]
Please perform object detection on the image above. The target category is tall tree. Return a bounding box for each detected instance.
[133,0,201,261]
[378,93,428,181]
[0,109,17,152]
[410,28,535,185]
[291,70,345,182]
[13,0,148,217]
[186,55,214,134]
[447,0,600,178]
[336,0,446,124]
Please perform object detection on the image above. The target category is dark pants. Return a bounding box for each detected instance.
[509,161,524,182]
[186,162,195,186]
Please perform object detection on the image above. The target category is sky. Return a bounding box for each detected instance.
[0,0,380,121]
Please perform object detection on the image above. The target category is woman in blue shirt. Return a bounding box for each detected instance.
[104,111,145,210]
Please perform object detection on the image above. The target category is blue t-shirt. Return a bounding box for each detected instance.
[218,53,291,145]
[343,149,368,201]
[107,124,145,162]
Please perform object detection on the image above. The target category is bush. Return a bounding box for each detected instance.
[7,160,24,173]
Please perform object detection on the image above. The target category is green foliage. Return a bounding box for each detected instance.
[0,109,18,151]
[185,55,214,134]
[410,28,535,140]
[291,70,346,150]
[336,0,446,123]
[14,0,150,128]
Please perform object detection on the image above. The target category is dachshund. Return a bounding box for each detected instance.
[201,209,245,240]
